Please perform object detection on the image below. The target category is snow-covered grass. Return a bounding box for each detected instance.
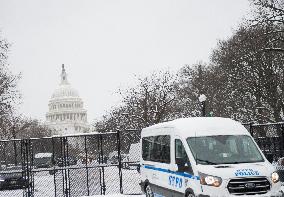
[0,165,142,197]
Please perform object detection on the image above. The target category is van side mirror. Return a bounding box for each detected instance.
[176,158,193,174]
[176,157,185,169]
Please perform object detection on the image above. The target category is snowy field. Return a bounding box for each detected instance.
[0,165,142,197]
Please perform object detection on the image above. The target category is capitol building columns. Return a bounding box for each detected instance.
[45,64,89,136]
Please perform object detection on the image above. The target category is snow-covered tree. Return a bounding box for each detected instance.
[0,35,21,120]
[210,25,284,123]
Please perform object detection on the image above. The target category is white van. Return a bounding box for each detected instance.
[128,143,141,170]
[34,152,53,168]
[129,143,141,162]
[140,117,282,197]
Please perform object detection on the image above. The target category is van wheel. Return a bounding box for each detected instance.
[145,184,154,197]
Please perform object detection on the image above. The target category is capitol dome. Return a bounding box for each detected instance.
[46,64,89,135]
[51,84,79,99]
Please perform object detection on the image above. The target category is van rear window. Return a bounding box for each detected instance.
[142,135,170,163]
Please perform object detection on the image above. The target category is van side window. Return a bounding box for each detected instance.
[142,135,170,163]
[142,136,154,161]
[175,139,193,174]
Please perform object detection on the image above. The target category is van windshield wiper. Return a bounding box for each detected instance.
[196,158,218,165]
[222,160,264,164]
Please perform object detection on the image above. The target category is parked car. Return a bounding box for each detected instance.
[0,166,29,190]
[34,152,53,168]
[81,156,95,164]
[56,156,77,167]
[107,151,118,164]
[107,151,128,167]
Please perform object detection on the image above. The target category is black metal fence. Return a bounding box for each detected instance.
[0,122,283,197]
[243,122,284,187]
[243,122,284,162]
[0,130,141,197]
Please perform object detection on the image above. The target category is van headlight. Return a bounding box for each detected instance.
[271,172,279,183]
[199,172,222,187]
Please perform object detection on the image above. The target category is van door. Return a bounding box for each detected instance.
[168,138,194,196]
[142,134,172,196]
[151,135,171,188]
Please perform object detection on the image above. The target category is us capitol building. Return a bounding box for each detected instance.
[45,64,90,135]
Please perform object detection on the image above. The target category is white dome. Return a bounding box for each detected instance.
[46,64,89,136]
[51,84,79,99]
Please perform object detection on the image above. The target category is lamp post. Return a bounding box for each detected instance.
[199,94,207,117]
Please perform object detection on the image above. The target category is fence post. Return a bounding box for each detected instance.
[59,137,65,196]
[52,137,57,197]
[116,130,123,194]
[24,139,33,197]
[30,139,34,194]
[281,124,284,157]
[3,141,7,167]
[13,140,17,166]
[99,134,106,195]
[84,136,90,196]
[62,137,69,197]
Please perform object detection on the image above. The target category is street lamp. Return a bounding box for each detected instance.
[199,94,207,117]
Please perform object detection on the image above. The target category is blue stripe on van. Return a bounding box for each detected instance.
[143,165,200,180]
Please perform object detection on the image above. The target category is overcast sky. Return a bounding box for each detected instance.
[0,0,250,122]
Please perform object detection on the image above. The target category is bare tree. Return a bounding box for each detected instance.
[118,70,178,129]
[0,34,21,123]
[94,70,179,132]
[250,0,284,52]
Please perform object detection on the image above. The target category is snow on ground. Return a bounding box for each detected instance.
[83,195,144,197]
[0,163,282,197]
[83,194,145,197]
[0,165,142,197]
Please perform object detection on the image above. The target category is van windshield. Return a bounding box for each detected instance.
[187,135,264,165]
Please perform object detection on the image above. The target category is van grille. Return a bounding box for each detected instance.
[227,177,270,195]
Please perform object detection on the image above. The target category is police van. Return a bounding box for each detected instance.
[140,117,282,197]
